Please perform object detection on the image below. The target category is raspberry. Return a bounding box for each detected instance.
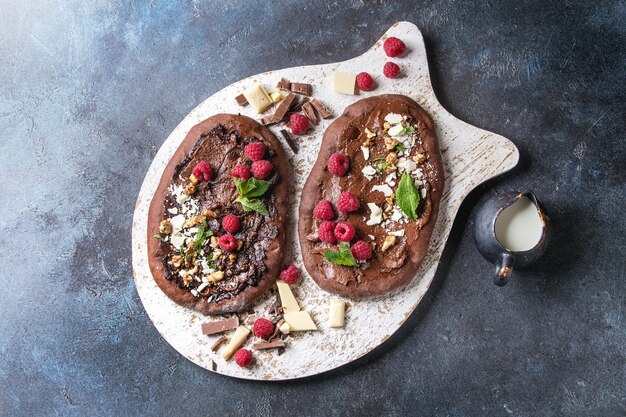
[253,318,274,340]
[234,348,253,367]
[318,221,337,243]
[356,72,374,91]
[231,164,251,180]
[351,240,372,260]
[251,160,273,179]
[280,264,300,285]
[221,214,240,233]
[383,37,406,57]
[192,161,214,181]
[244,142,266,161]
[383,62,400,79]
[334,222,355,242]
[327,153,350,176]
[290,113,309,135]
[337,192,360,212]
[218,234,237,251]
[313,200,335,221]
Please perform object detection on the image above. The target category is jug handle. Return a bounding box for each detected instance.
[494,254,513,286]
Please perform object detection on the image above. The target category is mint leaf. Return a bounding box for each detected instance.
[396,173,421,220]
[153,233,167,242]
[234,178,269,198]
[193,220,213,249]
[236,196,269,216]
[323,242,356,266]
[395,143,405,152]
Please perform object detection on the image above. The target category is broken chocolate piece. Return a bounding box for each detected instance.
[272,92,297,123]
[211,360,217,371]
[277,77,291,90]
[211,336,228,352]
[261,115,276,126]
[290,82,312,96]
[302,102,319,125]
[290,96,310,113]
[253,339,286,350]
[310,98,333,119]
[201,316,239,335]
[280,129,299,153]
[235,94,248,106]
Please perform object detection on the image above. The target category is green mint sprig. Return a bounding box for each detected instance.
[234,177,270,216]
[396,173,421,221]
[323,242,356,266]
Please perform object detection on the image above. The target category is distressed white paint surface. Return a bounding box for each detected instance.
[132,22,519,380]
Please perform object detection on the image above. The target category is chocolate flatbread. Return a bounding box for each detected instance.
[147,114,290,315]
[298,95,445,298]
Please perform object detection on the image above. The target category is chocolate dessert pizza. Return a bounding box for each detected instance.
[298,95,445,298]
[148,114,290,315]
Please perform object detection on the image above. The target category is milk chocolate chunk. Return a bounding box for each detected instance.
[201,316,239,335]
[235,94,248,106]
[309,99,333,119]
[280,129,298,153]
[273,92,297,123]
[277,77,291,90]
[253,339,286,350]
[261,115,275,126]
[302,102,319,125]
[290,82,312,96]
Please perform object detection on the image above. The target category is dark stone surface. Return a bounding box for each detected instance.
[0,1,624,415]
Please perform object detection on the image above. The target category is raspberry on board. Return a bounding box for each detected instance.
[383,62,400,79]
[253,318,274,340]
[234,348,253,367]
[356,72,374,91]
[280,264,301,285]
[383,37,406,57]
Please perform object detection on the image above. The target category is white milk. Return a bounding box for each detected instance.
[495,196,543,252]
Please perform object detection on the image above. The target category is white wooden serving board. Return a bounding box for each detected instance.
[132,22,519,380]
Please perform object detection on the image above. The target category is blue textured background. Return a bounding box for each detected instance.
[0,1,624,415]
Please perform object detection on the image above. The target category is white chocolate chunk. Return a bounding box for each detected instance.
[388,123,405,137]
[279,322,291,334]
[170,233,185,249]
[283,311,317,331]
[328,300,345,328]
[362,165,376,181]
[332,71,357,95]
[397,158,417,174]
[361,146,370,160]
[372,184,393,197]
[167,208,178,215]
[276,280,300,314]
[366,203,383,226]
[170,214,186,232]
[243,83,272,113]
[221,325,250,360]
[384,113,404,124]
[390,229,405,237]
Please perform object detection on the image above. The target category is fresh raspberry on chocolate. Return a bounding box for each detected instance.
[383,62,400,79]
[218,234,237,251]
[253,318,274,340]
[251,160,273,179]
[383,37,406,57]
[244,141,266,161]
[313,200,336,221]
[334,222,355,242]
[231,164,251,180]
[290,113,309,135]
[221,214,240,233]
[192,161,214,181]
[337,191,360,212]
[356,72,374,91]
[351,240,372,260]
[280,264,300,285]
[318,221,337,243]
[327,153,350,176]
[234,348,253,367]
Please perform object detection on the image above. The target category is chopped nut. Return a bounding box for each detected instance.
[236,240,244,250]
[386,152,398,165]
[228,253,237,263]
[210,236,219,248]
[365,128,376,139]
[159,219,172,235]
[202,209,219,218]
[189,174,199,184]
[184,215,203,228]
[171,255,183,268]
[381,235,397,252]
[384,204,393,212]
[382,212,388,220]
[183,182,196,195]
[208,271,225,282]
[212,250,222,260]
[413,153,426,164]
[383,121,391,130]
[384,136,399,150]
[182,274,193,286]
[385,196,395,206]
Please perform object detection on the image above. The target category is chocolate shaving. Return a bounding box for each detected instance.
[280,129,298,153]
[276,77,291,90]
[302,102,319,125]
[310,98,333,119]
[211,360,217,371]
[235,94,248,106]
[253,339,286,350]
[211,336,228,352]
[272,92,297,123]
[201,316,239,335]
[277,347,286,356]
[290,82,312,96]
[290,96,310,113]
